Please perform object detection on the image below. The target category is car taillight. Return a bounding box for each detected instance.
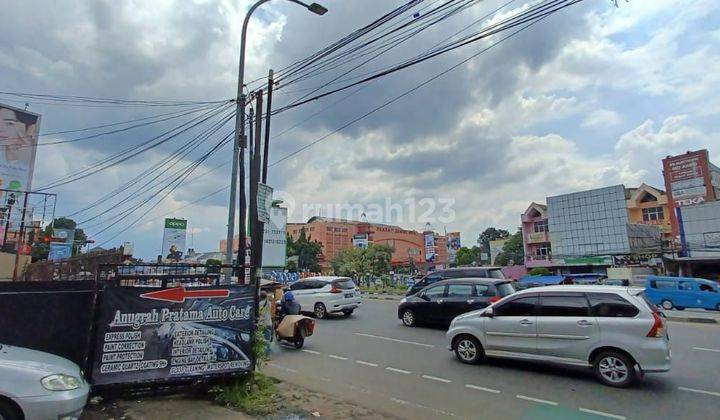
[330,286,342,294]
[647,312,665,338]
[489,296,502,305]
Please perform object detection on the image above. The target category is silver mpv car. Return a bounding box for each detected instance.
[446,285,670,387]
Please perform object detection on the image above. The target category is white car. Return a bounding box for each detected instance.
[447,285,671,387]
[0,344,89,420]
[288,276,362,318]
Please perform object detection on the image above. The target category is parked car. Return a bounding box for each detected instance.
[446,285,670,387]
[405,267,506,296]
[644,275,720,311]
[398,278,516,327]
[288,276,362,319]
[517,273,608,289]
[0,344,90,420]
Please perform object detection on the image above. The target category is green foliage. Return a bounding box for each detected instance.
[253,324,269,369]
[478,227,510,261]
[455,247,476,266]
[286,228,322,272]
[494,230,524,267]
[528,267,551,276]
[212,371,277,416]
[331,244,394,281]
[206,258,222,265]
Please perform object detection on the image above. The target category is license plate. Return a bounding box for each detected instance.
[344,293,353,298]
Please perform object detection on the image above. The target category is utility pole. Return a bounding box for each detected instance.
[225,0,327,281]
[249,91,264,285]
[262,69,274,183]
[12,192,29,281]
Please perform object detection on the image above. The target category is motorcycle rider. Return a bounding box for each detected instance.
[279,291,301,318]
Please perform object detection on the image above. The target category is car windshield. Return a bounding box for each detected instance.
[496,282,516,296]
[333,279,356,289]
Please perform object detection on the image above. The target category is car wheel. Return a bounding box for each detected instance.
[401,309,416,327]
[294,336,304,349]
[593,351,636,388]
[660,299,674,310]
[0,399,22,420]
[314,303,327,319]
[454,335,484,365]
[342,309,354,316]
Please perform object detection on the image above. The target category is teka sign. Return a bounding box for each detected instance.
[663,150,718,236]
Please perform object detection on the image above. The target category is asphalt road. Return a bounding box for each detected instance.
[267,300,720,420]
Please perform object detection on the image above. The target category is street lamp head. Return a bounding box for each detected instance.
[308,2,328,15]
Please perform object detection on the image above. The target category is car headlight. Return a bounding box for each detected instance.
[41,374,81,391]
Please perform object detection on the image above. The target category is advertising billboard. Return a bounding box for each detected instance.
[90,284,255,386]
[0,103,40,198]
[162,218,187,261]
[262,207,287,268]
[424,232,435,263]
[48,242,73,261]
[446,232,461,263]
[663,150,718,236]
[352,233,369,249]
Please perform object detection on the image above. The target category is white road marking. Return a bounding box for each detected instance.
[354,332,435,348]
[301,349,321,355]
[356,360,379,367]
[678,386,720,397]
[693,347,720,353]
[267,363,298,373]
[579,408,626,419]
[516,395,558,406]
[422,374,452,383]
[386,367,412,374]
[391,397,409,405]
[465,384,501,394]
[328,354,348,360]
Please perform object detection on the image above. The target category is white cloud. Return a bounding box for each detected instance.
[582,109,621,128]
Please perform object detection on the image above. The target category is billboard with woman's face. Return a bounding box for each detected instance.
[0,103,40,196]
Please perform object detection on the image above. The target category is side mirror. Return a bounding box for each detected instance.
[482,307,494,318]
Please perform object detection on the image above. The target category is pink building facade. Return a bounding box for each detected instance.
[521,202,554,268]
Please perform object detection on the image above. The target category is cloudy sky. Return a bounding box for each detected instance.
[1,0,718,259]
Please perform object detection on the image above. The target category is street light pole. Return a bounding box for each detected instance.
[224,0,328,279]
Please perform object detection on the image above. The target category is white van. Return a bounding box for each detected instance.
[288,276,362,318]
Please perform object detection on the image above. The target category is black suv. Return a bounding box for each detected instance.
[405,267,506,296]
[398,278,515,327]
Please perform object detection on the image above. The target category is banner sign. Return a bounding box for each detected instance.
[162,218,187,261]
[91,284,255,386]
[0,103,40,197]
[262,207,287,268]
[257,183,273,224]
[424,232,435,263]
[446,232,461,264]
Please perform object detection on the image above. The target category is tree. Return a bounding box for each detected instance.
[528,267,551,276]
[286,228,322,272]
[455,247,475,266]
[30,217,88,260]
[494,230,524,267]
[478,227,510,262]
[331,244,394,283]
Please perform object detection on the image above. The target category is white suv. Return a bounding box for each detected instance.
[446,285,670,387]
[288,276,362,319]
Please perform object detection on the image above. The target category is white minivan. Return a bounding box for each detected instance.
[288,276,362,318]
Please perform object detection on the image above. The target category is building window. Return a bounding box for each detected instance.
[642,207,664,221]
[535,245,551,260]
[533,219,548,233]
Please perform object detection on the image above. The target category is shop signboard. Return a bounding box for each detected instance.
[90,284,255,386]
[561,255,612,266]
[257,183,273,224]
[162,218,187,261]
[262,207,287,268]
[0,103,40,198]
